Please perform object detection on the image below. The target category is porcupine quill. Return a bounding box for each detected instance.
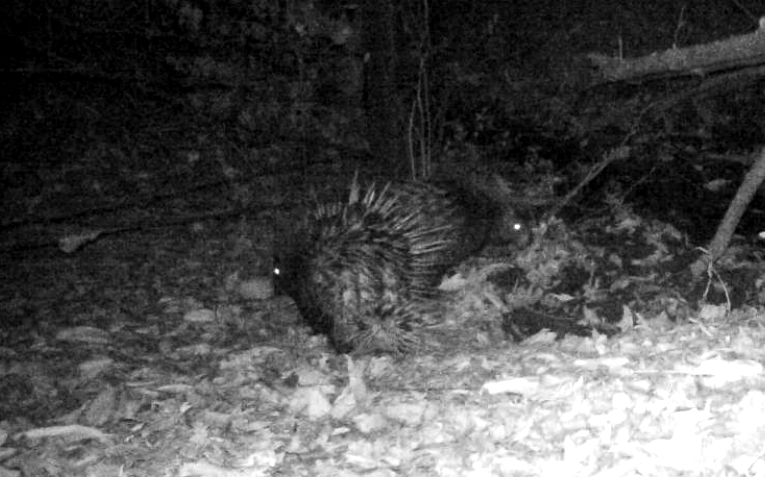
[275,174,529,354]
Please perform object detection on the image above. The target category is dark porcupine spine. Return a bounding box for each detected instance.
[276,175,524,354]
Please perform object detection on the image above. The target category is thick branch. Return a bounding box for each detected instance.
[690,147,765,277]
[589,25,765,83]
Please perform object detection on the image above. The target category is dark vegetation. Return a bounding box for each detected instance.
[2,1,765,237]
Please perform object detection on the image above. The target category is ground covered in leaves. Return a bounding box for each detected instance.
[2,209,765,477]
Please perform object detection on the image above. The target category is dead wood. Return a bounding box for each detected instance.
[690,146,765,278]
[589,24,765,83]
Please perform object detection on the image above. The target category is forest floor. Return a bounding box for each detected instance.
[2,209,765,477]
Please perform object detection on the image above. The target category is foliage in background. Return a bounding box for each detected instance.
[1,0,764,223]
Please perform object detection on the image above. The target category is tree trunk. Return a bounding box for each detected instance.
[362,0,405,174]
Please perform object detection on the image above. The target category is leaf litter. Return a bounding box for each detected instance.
[2,213,765,476]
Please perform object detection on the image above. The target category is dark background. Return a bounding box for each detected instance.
[1,0,764,241]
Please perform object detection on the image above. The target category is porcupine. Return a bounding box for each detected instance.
[275,174,528,354]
